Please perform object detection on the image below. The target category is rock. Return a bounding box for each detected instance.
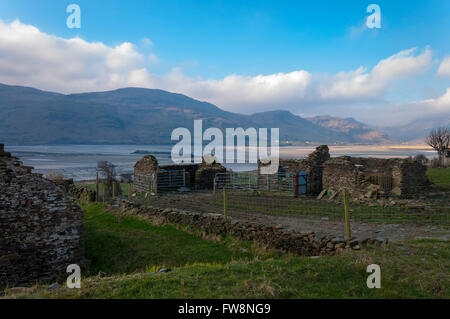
[359,237,370,245]
[352,245,361,250]
[331,237,345,244]
[46,283,59,291]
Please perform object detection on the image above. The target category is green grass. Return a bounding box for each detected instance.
[83,204,252,275]
[7,204,449,299]
[427,168,450,191]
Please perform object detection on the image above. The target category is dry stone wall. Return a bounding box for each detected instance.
[0,144,84,289]
[119,200,374,257]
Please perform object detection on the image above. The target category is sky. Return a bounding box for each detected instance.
[0,0,449,126]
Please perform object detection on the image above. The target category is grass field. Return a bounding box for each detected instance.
[8,203,449,299]
[427,168,450,191]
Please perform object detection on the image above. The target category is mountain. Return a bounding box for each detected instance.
[306,116,396,144]
[381,114,450,142]
[0,83,392,145]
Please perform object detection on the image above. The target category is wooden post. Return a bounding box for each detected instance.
[96,172,99,203]
[112,182,116,200]
[128,183,131,201]
[102,185,105,204]
[223,186,227,220]
[344,189,351,240]
[213,178,216,194]
[294,172,299,197]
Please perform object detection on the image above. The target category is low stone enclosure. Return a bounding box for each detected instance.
[134,155,226,193]
[258,145,430,199]
[0,144,84,289]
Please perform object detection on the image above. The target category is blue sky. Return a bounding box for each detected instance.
[0,0,449,125]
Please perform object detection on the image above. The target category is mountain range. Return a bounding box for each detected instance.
[0,83,432,145]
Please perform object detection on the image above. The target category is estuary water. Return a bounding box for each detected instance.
[4,144,435,181]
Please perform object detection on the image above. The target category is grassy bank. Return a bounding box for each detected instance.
[7,204,449,299]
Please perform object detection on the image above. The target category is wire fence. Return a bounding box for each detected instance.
[77,170,450,230]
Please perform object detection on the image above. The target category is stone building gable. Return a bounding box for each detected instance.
[0,144,84,289]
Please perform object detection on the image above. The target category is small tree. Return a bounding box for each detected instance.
[97,161,121,199]
[426,127,449,161]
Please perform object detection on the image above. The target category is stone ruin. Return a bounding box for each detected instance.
[0,144,84,289]
[258,144,430,200]
[321,156,430,199]
[258,145,331,195]
[133,155,226,193]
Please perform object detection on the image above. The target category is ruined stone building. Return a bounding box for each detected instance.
[134,155,226,193]
[258,145,331,195]
[0,144,84,289]
[257,145,430,199]
[322,156,430,198]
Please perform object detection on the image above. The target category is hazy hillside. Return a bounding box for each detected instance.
[0,83,394,145]
[381,114,450,142]
[307,116,396,144]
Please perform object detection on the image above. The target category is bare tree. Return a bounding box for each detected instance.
[97,161,121,199]
[426,127,449,161]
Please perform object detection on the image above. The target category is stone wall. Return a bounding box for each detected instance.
[0,144,84,289]
[119,201,373,257]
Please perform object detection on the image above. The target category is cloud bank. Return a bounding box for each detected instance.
[0,19,448,126]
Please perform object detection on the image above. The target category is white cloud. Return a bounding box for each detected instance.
[361,88,450,126]
[319,47,432,100]
[437,56,450,77]
[0,19,445,126]
[141,38,154,47]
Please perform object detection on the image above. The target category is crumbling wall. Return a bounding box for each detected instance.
[392,161,429,195]
[195,160,226,190]
[0,144,84,289]
[133,155,158,192]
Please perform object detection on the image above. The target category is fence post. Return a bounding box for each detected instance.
[102,185,105,204]
[128,183,131,201]
[213,178,216,194]
[223,186,227,220]
[344,189,351,240]
[96,172,99,203]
